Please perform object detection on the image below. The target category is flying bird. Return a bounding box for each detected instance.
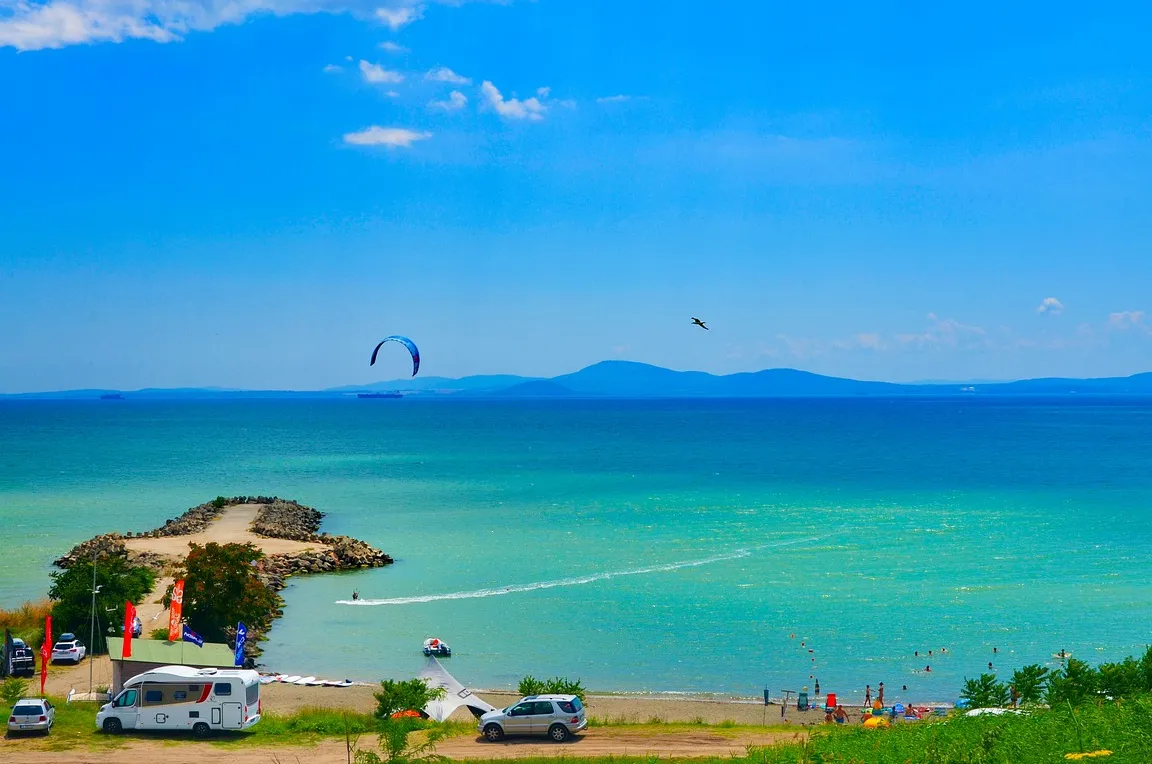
[691,317,709,330]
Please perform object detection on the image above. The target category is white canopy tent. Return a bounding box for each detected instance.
[419,656,499,722]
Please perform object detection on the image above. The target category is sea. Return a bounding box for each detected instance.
[2,397,1151,705]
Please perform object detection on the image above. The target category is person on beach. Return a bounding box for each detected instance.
[865,685,871,706]
[825,708,834,724]
[814,679,820,696]
[1010,684,1019,709]
[833,705,848,724]
[878,683,885,706]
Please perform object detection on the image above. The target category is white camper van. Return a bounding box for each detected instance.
[96,665,261,738]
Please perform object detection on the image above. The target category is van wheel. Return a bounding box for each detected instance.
[193,722,212,739]
[483,724,504,742]
[548,724,569,742]
[102,718,122,734]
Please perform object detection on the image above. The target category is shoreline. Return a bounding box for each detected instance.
[51,496,393,656]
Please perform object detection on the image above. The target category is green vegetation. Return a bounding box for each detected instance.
[372,678,446,719]
[1009,664,1049,705]
[0,600,54,653]
[211,496,231,509]
[48,558,155,654]
[518,675,587,702]
[2,677,29,706]
[751,695,1152,763]
[148,627,169,641]
[180,542,281,642]
[959,673,1010,708]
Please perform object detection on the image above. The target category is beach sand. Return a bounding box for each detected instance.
[122,503,325,560]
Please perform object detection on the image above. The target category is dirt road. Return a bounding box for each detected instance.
[0,727,804,763]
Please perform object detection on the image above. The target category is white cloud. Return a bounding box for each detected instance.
[376,4,422,30]
[596,94,631,104]
[359,60,404,84]
[425,66,470,85]
[378,40,408,53]
[1036,297,1065,315]
[853,333,884,350]
[1108,310,1146,330]
[384,90,400,98]
[0,0,453,51]
[323,63,343,73]
[429,90,467,111]
[536,86,550,98]
[343,126,431,147]
[480,80,547,121]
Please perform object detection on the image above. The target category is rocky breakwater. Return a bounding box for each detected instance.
[53,533,168,572]
[251,500,393,592]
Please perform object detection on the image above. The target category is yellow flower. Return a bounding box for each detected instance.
[1064,752,1112,760]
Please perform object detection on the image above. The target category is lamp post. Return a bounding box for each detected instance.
[88,546,100,696]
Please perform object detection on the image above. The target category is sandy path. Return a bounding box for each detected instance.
[0,728,805,763]
[123,504,325,559]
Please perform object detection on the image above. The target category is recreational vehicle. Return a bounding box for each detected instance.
[95,665,261,737]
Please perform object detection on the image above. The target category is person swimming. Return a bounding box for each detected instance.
[352,590,359,600]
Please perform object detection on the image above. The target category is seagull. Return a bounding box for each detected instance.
[691,317,709,330]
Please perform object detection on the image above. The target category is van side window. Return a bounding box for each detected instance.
[174,691,187,700]
[214,682,232,696]
[144,690,163,703]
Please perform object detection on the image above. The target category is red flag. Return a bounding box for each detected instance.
[122,602,136,658]
[167,580,185,643]
[39,615,52,696]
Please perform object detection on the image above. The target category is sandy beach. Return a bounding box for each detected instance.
[122,503,325,560]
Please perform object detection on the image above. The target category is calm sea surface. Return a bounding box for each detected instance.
[2,398,1151,703]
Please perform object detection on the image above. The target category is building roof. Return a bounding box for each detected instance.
[107,637,235,667]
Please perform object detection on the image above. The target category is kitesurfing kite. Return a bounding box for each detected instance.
[691,317,709,330]
[371,336,420,376]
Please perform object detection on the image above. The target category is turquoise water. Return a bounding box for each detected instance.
[2,398,1151,704]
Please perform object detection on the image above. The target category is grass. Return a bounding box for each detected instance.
[749,696,1152,764]
[1,699,474,752]
[0,599,52,652]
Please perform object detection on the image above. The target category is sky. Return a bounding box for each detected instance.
[1,0,1151,392]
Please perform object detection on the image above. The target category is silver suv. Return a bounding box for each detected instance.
[479,694,587,742]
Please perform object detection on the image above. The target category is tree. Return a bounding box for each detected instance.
[2,677,29,707]
[373,678,445,720]
[1046,658,1099,706]
[1098,658,1144,700]
[181,543,280,643]
[48,557,155,655]
[959,673,1009,708]
[1009,664,1050,706]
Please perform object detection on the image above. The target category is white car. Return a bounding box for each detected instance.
[51,634,87,664]
[479,694,587,742]
[7,698,55,735]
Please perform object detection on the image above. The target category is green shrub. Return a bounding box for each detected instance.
[517,675,586,702]
[211,496,230,509]
[960,673,1010,708]
[373,678,445,720]
[1047,658,1100,706]
[1010,664,1050,706]
[149,628,170,641]
[2,677,29,707]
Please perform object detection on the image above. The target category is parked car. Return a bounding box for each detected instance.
[2,638,37,678]
[119,616,142,638]
[479,694,587,742]
[7,698,55,736]
[51,635,87,664]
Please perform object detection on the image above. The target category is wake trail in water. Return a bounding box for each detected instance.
[337,534,828,606]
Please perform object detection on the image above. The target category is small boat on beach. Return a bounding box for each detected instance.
[423,638,451,657]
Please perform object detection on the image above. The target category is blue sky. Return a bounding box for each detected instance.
[1,0,1150,391]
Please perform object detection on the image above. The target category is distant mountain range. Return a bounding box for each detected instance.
[4,361,1152,400]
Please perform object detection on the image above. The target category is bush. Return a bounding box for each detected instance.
[373,678,445,720]
[517,675,586,702]
[48,558,155,654]
[2,677,29,707]
[181,542,281,643]
[960,673,1010,708]
[1047,659,1100,706]
[149,628,170,642]
[1010,664,1050,706]
[211,496,230,509]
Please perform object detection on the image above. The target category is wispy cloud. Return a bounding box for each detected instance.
[1108,310,1147,331]
[376,4,423,30]
[323,64,343,73]
[0,0,455,51]
[359,60,404,85]
[426,66,470,85]
[343,126,431,148]
[1036,297,1064,315]
[480,80,547,121]
[378,40,408,53]
[429,90,467,111]
[596,94,631,104]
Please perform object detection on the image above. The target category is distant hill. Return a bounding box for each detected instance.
[3,364,1151,400]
